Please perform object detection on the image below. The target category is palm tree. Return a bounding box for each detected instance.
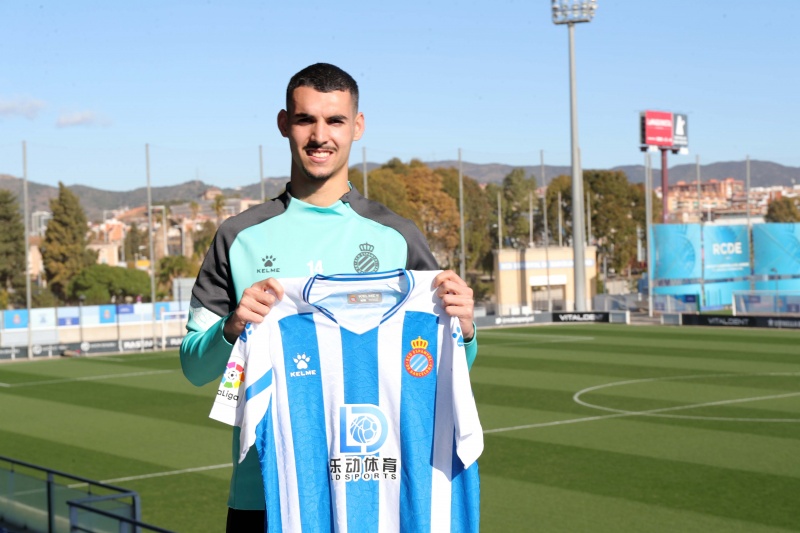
[212,195,227,227]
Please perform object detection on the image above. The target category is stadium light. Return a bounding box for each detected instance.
[552,0,597,311]
[552,0,597,24]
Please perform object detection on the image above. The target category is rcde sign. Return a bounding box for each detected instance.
[712,242,743,255]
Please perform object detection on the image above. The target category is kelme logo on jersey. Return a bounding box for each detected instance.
[404,336,434,378]
[339,404,388,454]
[290,353,316,377]
[256,254,280,275]
[353,242,379,273]
[238,322,253,342]
[452,326,464,347]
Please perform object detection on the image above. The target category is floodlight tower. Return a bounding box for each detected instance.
[552,0,597,311]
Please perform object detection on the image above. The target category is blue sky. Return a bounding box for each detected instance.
[1,1,798,191]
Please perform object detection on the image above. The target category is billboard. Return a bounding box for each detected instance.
[640,110,688,148]
[753,223,800,275]
[702,225,750,280]
[652,224,702,279]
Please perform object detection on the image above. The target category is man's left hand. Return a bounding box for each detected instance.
[433,270,475,341]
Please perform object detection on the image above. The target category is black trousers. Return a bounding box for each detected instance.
[226,508,265,532]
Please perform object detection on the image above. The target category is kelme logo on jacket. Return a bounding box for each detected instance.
[353,242,379,273]
[256,254,280,275]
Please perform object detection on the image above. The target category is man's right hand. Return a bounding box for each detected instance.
[223,278,285,343]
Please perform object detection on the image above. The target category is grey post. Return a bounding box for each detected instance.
[553,0,596,311]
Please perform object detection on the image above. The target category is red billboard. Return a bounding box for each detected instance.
[640,110,674,147]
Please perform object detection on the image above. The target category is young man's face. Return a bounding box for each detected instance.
[278,86,364,183]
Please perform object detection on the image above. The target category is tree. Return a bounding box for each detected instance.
[349,165,416,221]
[192,220,217,260]
[350,160,460,267]
[765,197,800,222]
[42,183,97,302]
[399,161,460,268]
[499,168,538,248]
[438,168,494,273]
[546,170,647,273]
[212,194,227,226]
[0,189,26,306]
[545,174,572,245]
[584,170,639,273]
[124,223,147,264]
[69,264,152,304]
[157,255,198,297]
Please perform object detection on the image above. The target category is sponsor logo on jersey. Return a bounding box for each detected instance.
[339,404,388,454]
[290,353,317,377]
[404,337,434,377]
[330,404,398,482]
[353,242,379,273]
[256,254,280,275]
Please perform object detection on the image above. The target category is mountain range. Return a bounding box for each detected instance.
[2,159,798,222]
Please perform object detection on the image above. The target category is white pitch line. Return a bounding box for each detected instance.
[5,369,175,387]
[485,388,800,434]
[484,412,634,433]
[66,464,232,490]
[0,382,10,387]
[481,332,595,342]
[101,463,231,484]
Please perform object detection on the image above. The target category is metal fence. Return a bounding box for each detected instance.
[732,291,800,316]
[593,293,700,314]
[0,455,172,533]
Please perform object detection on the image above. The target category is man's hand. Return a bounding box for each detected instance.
[223,278,285,343]
[433,270,474,341]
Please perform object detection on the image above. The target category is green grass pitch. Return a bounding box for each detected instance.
[1,324,799,532]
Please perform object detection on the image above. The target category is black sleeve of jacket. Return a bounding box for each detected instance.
[190,193,290,316]
[191,223,237,317]
[342,188,439,270]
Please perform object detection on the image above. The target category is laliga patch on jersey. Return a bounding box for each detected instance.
[404,336,434,378]
[347,292,383,304]
[209,353,246,426]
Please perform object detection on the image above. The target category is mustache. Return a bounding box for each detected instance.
[303,141,334,151]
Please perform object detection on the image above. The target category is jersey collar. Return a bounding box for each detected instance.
[302,269,416,333]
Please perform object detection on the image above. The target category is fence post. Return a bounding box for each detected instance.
[47,471,55,533]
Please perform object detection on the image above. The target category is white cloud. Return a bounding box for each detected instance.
[0,97,46,119]
[56,111,112,128]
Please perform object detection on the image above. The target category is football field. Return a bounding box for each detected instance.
[1,324,799,532]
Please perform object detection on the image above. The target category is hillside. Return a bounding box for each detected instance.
[1,159,798,220]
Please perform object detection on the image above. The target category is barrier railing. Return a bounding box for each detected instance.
[0,455,172,533]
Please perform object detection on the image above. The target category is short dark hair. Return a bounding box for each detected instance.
[286,63,359,111]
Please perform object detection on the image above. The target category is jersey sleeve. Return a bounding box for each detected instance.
[449,317,484,468]
[236,323,275,463]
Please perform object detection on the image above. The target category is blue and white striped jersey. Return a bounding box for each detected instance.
[233,269,482,533]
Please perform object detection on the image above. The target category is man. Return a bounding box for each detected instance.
[180,63,478,532]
